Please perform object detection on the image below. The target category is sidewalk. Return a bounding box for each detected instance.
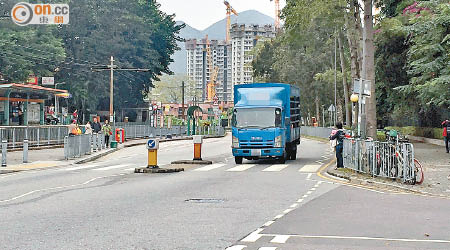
[0,134,226,174]
[327,141,450,197]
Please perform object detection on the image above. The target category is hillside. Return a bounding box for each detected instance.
[169,10,275,73]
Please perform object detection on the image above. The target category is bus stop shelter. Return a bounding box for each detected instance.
[0,83,69,126]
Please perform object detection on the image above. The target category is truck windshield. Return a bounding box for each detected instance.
[233,107,281,128]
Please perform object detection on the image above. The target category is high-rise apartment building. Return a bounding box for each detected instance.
[185,24,275,102]
[230,24,275,88]
[185,38,232,103]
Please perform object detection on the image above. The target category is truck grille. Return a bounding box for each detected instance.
[240,140,274,148]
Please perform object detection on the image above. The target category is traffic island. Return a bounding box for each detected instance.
[134,166,184,173]
[170,160,213,165]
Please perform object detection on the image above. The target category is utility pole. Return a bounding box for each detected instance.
[181,81,185,121]
[109,56,114,122]
[334,34,337,126]
[91,57,150,125]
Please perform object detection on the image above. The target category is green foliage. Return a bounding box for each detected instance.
[385,126,444,139]
[150,74,198,103]
[401,1,450,107]
[1,0,183,117]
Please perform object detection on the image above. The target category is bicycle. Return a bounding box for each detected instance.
[375,129,424,184]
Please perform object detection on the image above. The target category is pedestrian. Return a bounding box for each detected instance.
[68,120,77,136]
[84,121,93,135]
[330,121,346,168]
[73,109,78,123]
[442,120,450,153]
[92,117,102,134]
[102,119,112,148]
[18,108,23,125]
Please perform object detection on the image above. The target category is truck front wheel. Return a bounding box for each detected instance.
[278,152,286,164]
[235,156,243,164]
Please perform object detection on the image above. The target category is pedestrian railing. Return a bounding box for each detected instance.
[63,125,225,160]
[0,126,69,149]
[343,138,416,183]
[64,133,105,160]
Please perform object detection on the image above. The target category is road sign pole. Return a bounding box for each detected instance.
[146,139,159,168]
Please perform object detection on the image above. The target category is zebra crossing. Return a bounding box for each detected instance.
[60,161,325,173]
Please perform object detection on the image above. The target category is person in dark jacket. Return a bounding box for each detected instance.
[330,122,346,168]
[92,117,102,133]
[442,120,450,153]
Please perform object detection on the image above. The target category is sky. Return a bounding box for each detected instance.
[157,0,286,30]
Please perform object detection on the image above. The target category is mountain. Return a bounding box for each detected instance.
[169,10,275,73]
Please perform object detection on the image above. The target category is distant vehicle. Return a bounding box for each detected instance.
[231,83,301,164]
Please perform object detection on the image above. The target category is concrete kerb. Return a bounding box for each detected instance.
[325,163,450,199]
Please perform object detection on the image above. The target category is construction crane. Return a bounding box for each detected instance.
[204,35,220,102]
[270,0,280,30]
[224,1,238,43]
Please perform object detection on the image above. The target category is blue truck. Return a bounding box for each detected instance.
[232,83,301,164]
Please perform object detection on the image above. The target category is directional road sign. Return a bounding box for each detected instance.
[146,139,159,150]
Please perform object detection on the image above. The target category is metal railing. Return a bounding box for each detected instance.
[64,133,105,160]
[0,126,69,149]
[343,138,416,183]
[63,125,225,160]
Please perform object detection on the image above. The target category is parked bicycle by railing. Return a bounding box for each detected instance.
[375,129,424,184]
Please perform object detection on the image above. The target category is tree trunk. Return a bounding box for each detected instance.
[362,0,376,138]
[338,31,351,127]
[344,4,360,80]
[355,2,364,74]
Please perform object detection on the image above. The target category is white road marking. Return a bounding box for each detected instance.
[92,164,130,171]
[310,188,316,191]
[262,164,288,172]
[123,168,135,171]
[297,198,304,203]
[290,203,298,208]
[194,163,226,171]
[299,164,322,172]
[241,228,264,242]
[0,174,125,203]
[226,164,255,172]
[263,221,275,227]
[315,160,323,164]
[283,208,293,214]
[271,235,290,243]
[274,214,284,219]
[321,155,329,158]
[62,164,100,171]
[306,173,312,179]
[263,234,450,243]
[225,245,247,250]
[258,247,277,250]
[306,191,313,195]
[302,194,308,198]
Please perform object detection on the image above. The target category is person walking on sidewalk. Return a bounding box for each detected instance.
[330,122,346,168]
[102,120,112,148]
[84,121,93,135]
[442,120,450,153]
[92,117,102,134]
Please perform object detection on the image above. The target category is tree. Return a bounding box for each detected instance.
[149,74,198,103]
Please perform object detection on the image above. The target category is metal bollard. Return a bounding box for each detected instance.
[2,139,7,167]
[78,135,83,157]
[23,139,28,163]
[64,136,69,160]
[93,133,97,152]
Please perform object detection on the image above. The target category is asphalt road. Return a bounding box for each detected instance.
[1,135,449,250]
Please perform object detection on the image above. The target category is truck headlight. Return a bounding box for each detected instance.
[274,135,282,147]
[232,136,239,148]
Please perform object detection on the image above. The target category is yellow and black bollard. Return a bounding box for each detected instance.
[146,138,159,168]
[193,135,203,161]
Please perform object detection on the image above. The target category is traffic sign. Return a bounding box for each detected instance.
[146,139,159,150]
[328,104,336,112]
[353,79,371,96]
